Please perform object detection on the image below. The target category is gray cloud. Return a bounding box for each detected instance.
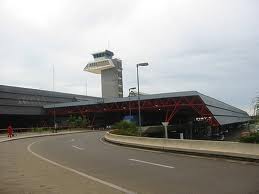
[0,0,258,114]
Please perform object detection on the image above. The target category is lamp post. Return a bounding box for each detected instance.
[136,62,149,135]
[128,87,136,116]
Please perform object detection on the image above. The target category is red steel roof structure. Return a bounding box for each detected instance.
[44,91,250,127]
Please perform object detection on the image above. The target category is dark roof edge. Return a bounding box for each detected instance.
[44,91,200,109]
[0,84,100,99]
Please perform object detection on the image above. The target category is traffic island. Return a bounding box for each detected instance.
[104,132,259,163]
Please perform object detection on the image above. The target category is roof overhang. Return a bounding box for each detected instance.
[44,91,250,126]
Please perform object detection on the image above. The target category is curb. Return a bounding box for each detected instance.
[104,132,259,163]
[0,130,90,143]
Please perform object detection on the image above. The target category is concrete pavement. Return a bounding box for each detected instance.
[0,130,88,143]
[1,131,259,194]
[0,133,123,194]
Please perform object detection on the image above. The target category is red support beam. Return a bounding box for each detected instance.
[91,113,96,126]
[47,95,220,127]
[165,106,178,123]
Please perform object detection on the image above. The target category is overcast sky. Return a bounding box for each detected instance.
[0,0,258,114]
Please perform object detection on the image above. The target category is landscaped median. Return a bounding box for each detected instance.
[104,132,259,162]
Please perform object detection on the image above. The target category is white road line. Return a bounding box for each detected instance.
[67,139,75,143]
[72,145,85,150]
[27,141,136,194]
[129,159,175,169]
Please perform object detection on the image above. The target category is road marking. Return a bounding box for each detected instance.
[129,158,175,169]
[27,141,136,194]
[67,139,75,143]
[72,145,84,150]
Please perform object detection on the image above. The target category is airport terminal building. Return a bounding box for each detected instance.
[0,50,250,139]
[0,84,99,128]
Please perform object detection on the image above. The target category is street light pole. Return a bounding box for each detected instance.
[137,65,141,132]
[136,63,149,135]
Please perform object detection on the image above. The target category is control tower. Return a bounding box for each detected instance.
[84,50,123,98]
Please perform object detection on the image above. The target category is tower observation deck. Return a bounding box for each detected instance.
[84,50,123,98]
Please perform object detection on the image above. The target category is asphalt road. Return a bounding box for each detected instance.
[1,131,259,194]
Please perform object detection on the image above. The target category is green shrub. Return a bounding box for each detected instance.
[42,127,51,132]
[240,132,259,143]
[80,116,90,128]
[111,121,139,136]
[67,115,90,128]
[32,127,44,133]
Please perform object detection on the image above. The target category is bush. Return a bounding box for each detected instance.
[111,120,139,136]
[67,115,90,128]
[81,116,90,128]
[240,132,259,143]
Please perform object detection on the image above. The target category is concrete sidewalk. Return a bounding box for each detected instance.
[0,130,89,143]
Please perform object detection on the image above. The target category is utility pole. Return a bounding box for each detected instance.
[136,63,149,136]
